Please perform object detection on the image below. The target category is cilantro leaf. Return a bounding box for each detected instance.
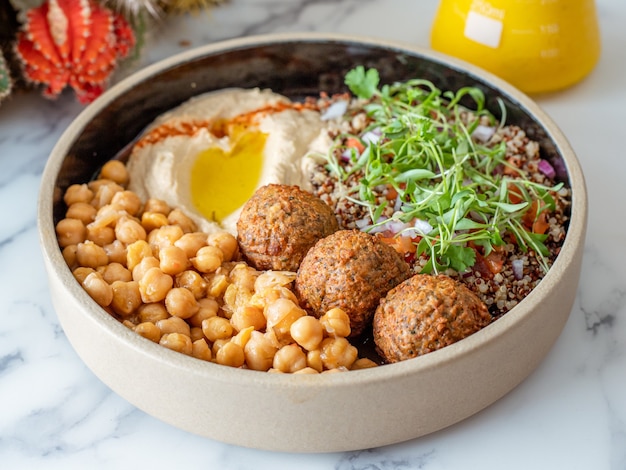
[345,66,380,99]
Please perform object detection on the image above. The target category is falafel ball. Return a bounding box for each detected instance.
[295,229,411,337]
[373,274,492,363]
[236,184,339,271]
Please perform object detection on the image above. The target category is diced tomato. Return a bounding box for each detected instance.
[507,183,523,204]
[345,137,365,154]
[503,156,522,176]
[379,235,417,255]
[385,185,398,201]
[523,200,550,234]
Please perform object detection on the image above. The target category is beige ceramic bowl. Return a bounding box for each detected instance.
[38,33,587,453]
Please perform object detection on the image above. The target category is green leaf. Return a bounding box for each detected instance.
[493,201,529,213]
[395,168,436,182]
[345,66,380,99]
[444,245,476,272]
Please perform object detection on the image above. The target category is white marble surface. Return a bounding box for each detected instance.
[1,0,625,468]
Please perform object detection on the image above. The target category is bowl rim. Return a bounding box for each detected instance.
[38,32,588,389]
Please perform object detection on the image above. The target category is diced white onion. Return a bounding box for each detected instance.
[361,129,381,145]
[512,259,524,280]
[321,100,348,121]
[472,125,496,142]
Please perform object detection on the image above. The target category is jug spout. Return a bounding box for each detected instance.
[430,0,601,94]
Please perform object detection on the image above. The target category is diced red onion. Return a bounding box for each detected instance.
[512,259,524,280]
[538,159,556,179]
[472,125,496,142]
[321,100,348,121]
[340,149,352,162]
[355,217,372,230]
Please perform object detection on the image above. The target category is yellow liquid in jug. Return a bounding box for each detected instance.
[430,0,601,93]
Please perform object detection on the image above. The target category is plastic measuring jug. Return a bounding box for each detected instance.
[430,0,601,94]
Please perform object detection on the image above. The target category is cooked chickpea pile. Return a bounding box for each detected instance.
[56,160,377,374]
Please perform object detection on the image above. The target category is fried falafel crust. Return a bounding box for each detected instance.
[237,184,339,272]
[295,229,411,337]
[373,274,492,363]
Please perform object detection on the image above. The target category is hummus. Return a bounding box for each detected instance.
[126,88,331,234]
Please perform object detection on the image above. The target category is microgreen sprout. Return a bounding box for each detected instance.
[330,67,563,274]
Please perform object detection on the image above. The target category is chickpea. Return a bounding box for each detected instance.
[201,316,233,342]
[143,198,170,215]
[91,181,124,209]
[72,266,95,284]
[99,160,129,185]
[320,337,358,370]
[138,267,173,303]
[254,271,297,292]
[244,331,277,371]
[306,349,323,372]
[156,316,191,337]
[230,305,266,332]
[167,208,196,233]
[66,202,96,224]
[111,190,141,216]
[63,183,93,206]
[211,338,230,356]
[110,280,142,316]
[134,321,161,343]
[207,232,238,262]
[229,263,258,291]
[160,333,192,355]
[159,245,190,276]
[100,262,132,283]
[191,245,223,273]
[264,298,305,346]
[126,240,153,272]
[187,297,219,328]
[174,232,208,258]
[115,216,147,244]
[87,178,114,193]
[82,271,113,307]
[190,326,205,342]
[215,341,245,368]
[175,270,207,300]
[290,316,324,351]
[141,211,169,232]
[132,256,159,282]
[165,287,199,319]
[62,244,78,267]
[293,367,319,374]
[148,225,184,253]
[319,307,351,338]
[205,271,230,298]
[76,240,109,268]
[222,283,253,319]
[272,343,307,373]
[231,326,254,349]
[249,285,298,311]
[137,302,169,323]
[85,224,116,247]
[350,358,378,370]
[56,218,86,248]
[191,338,212,361]
[92,204,123,229]
[104,240,127,266]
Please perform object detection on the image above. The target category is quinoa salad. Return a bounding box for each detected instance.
[309,67,571,318]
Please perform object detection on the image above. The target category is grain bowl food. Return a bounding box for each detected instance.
[54,64,572,369]
[39,34,587,452]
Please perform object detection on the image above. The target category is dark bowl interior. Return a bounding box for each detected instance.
[52,37,568,223]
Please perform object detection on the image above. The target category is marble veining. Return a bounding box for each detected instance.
[1,0,626,468]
